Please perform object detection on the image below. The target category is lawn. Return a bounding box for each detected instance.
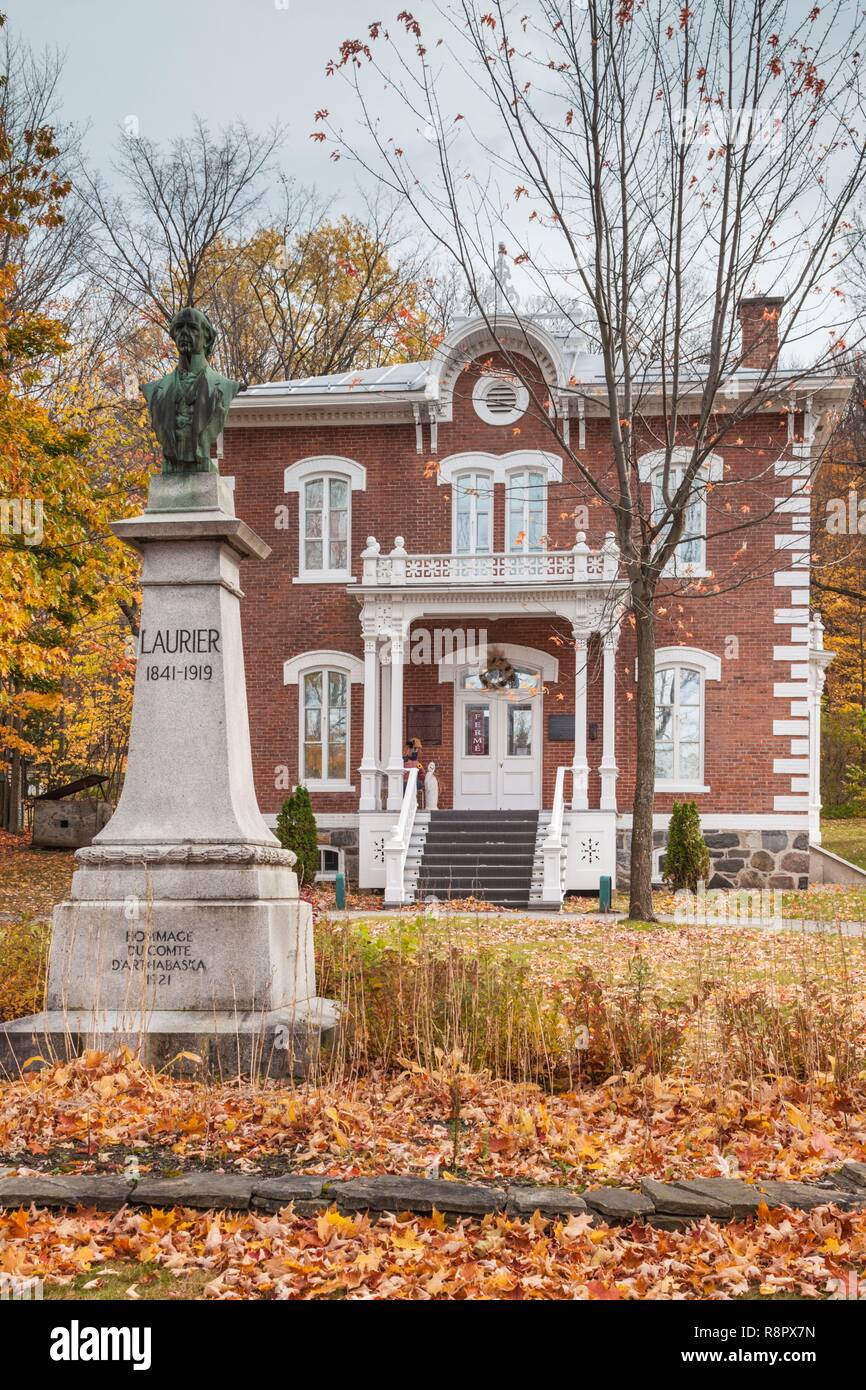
[821,817,866,871]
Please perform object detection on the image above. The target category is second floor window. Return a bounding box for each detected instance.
[507,469,546,551]
[454,471,493,554]
[651,462,706,573]
[303,475,349,577]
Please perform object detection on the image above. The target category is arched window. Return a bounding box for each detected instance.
[283,650,364,790]
[453,470,493,554]
[284,456,367,582]
[654,647,721,791]
[506,467,546,551]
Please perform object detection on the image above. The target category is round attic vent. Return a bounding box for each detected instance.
[472,374,529,425]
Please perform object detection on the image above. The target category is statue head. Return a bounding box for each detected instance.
[169,307,216,360]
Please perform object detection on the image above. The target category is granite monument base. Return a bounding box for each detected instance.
[0,1000,339,1081]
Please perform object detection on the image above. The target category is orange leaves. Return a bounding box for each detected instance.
[2,1196,865,1300]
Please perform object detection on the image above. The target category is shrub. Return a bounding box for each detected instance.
[314,918,687,1087]
[662,800,710,891]
[275,786,318,884]
[713,985,866,1086]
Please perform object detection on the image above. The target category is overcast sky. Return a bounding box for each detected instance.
[5,0,368,202]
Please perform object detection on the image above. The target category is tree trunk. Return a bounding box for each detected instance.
[629,593,657,921]
[6,745,23,834]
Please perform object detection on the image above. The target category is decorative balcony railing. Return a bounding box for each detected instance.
[360,532,620,587]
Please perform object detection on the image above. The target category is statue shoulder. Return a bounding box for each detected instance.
[204,366,243,403]
[141,370,175,404]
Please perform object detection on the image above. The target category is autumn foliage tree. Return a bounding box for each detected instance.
[0,13,146,830]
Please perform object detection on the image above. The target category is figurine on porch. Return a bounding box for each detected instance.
[424,761,439,810]
[403,737,425,803]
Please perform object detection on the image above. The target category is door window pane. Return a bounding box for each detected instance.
[465,704,490,756]
[507,705,533,756]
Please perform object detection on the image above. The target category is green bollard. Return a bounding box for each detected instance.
[334,872,346,910]
[598,874,612,914]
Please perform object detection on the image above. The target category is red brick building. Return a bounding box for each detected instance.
[222,302,843,906]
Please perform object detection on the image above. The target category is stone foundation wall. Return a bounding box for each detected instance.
[616,828,810,891]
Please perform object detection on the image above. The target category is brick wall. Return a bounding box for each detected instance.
[226,350,794,821]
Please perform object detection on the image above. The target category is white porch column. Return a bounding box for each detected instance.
[386,625,406,810]
[599,626,620,811]
[359,621,381,812]
[571,630,589,810]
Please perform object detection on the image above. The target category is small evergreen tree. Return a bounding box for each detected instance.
[662,800,710,891]
[275,786,319,884]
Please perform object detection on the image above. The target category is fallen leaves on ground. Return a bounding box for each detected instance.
[2,1197,864,1300]
[1,1050,864,1188]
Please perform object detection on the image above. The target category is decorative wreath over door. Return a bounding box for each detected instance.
[479,648,518,691]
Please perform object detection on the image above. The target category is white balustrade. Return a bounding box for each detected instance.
[383,767,419,906]
[541,765,571,906]
[359,536,619,587]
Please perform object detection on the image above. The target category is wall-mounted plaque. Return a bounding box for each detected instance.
[406,704,442,746]
[548,714,575,743]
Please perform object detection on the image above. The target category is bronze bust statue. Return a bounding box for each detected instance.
[142,308,243,474]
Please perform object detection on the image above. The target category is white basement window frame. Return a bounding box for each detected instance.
[653,646,721,794]
[283,650,364,792]
[283,456,367,583]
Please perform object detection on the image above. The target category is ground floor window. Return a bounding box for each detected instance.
[303,668,348,783]
[655,663,703,785]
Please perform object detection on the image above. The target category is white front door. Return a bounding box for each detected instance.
[454,668,541,810]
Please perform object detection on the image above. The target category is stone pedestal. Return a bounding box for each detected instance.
[1,475,337,1078]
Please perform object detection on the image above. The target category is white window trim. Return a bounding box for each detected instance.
[654,646,721,794]
[284,456,366,584]
[438,451,563,556]
[505,463,548,552]
[640,448,723,580]
[437,450,564,488]
[472,374,530,425]
[284,650,363,791]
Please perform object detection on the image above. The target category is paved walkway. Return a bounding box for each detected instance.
[335,906,866,932]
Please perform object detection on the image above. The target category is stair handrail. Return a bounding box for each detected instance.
[541,765,571,904]
[384,767,419,906]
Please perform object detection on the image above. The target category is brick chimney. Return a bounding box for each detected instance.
[738,295,784,369]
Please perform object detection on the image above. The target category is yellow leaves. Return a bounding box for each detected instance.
[786,1103,812,1136]
[315,1207,359,1243]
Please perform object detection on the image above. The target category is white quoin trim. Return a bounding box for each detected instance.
[435,449,564,487]
[283,455,367,493]
[654,646,722,682]
[636,448,724,483]
[283,650,365,685]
